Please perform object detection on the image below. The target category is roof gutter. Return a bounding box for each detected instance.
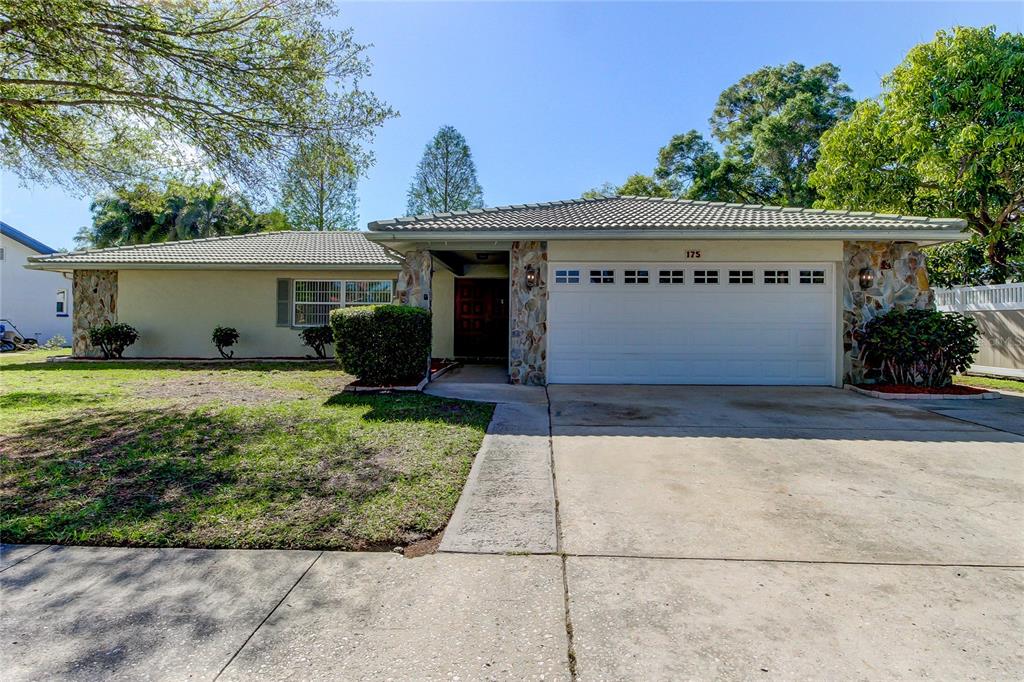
[364,228,968,243]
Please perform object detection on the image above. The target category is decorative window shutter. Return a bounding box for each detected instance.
[276,279,292,326]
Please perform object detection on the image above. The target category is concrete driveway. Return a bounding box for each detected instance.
[549,385,1024,564]
[548,385,1024,679]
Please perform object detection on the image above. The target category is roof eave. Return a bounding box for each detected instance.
[363,228,968,243]
[25,261,402,272]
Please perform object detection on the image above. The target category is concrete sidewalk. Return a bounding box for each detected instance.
[1,546,568,682]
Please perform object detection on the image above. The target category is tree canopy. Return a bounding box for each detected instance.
[596,62,855,205]
[0,0,395,194]
[281,135,360,231]
[77,180,288,248]
[811,26,1023,282]
[619,173,673,198]
[406,125,484,214]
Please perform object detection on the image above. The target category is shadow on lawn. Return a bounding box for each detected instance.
[1,408,249,545]
[0,392,98,409]
[324,392,495,426]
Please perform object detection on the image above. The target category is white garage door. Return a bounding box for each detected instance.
[547,262,836,385]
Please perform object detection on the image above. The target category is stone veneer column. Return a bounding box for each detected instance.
[509,240,548,385]
[72,270,118,357]
[842,241,932,384]
[396,249,432,310]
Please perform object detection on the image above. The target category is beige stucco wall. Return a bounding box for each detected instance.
[118,268,399,358]
[462,264,509,279]
[432,267,455,358]
[548,239,844,263]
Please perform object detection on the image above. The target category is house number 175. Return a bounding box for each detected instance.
[686,250,702,259]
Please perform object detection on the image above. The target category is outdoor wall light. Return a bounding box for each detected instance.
[858,268,875,290]
[524,265,538,289]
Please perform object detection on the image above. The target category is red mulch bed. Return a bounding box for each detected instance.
[856,383,987,395]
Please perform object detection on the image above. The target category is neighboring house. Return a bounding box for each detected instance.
[1,221,72,345]
[27,231,402,358]
[29,196,967,385]
[935,283,1024,378]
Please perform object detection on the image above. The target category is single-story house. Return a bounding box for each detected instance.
[27,231,403,358]
[1,221,73,344]
[29,196,967,385]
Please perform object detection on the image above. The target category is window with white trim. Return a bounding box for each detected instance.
[624,269,649,284]
[293,280,393,326]
[693,270,719,284]
[56,289,67,316]
[294,280,343,327]
[554,269,580,284]
[658,269,685,284]
[728,270,754,284]
[799,269,826,285]
[345,280,392,305]
[589,269,615,284]
[764,270,790,284]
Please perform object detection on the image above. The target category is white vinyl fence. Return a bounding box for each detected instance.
[935,283,1024,378]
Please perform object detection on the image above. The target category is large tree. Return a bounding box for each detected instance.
[406,125,483,214]
[281,135,360,231]
[709,62,855,206]
[811,26,1023,282]
[76,180,286,248]
[0,0,394,194]
[619,63,853,206]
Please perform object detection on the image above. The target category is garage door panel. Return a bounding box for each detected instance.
[548,262,835,385]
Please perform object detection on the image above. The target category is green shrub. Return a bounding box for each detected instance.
[860,308,980,387]
[212,326,239,359]
[299,325,333,358]
[330,305,431,385]
[87,323,139,359]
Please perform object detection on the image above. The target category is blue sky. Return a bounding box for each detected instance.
[1,1,1021,251]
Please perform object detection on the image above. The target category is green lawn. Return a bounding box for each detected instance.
[0,350,493,550]
[955,374,1024,394]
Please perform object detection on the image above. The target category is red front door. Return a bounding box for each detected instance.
[454,279,509,358]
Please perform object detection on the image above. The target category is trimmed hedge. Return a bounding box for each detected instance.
[860,308,980,387]
[330,305,431,385]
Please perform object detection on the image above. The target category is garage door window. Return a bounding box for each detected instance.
[624,269,649,284]
[589,269,615,284]
[728,270,754,284]
[693,270,719,284]
[555,269,580,284]
[799,269,826,285]
[658,270,685,284]
[764,270,790,284]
